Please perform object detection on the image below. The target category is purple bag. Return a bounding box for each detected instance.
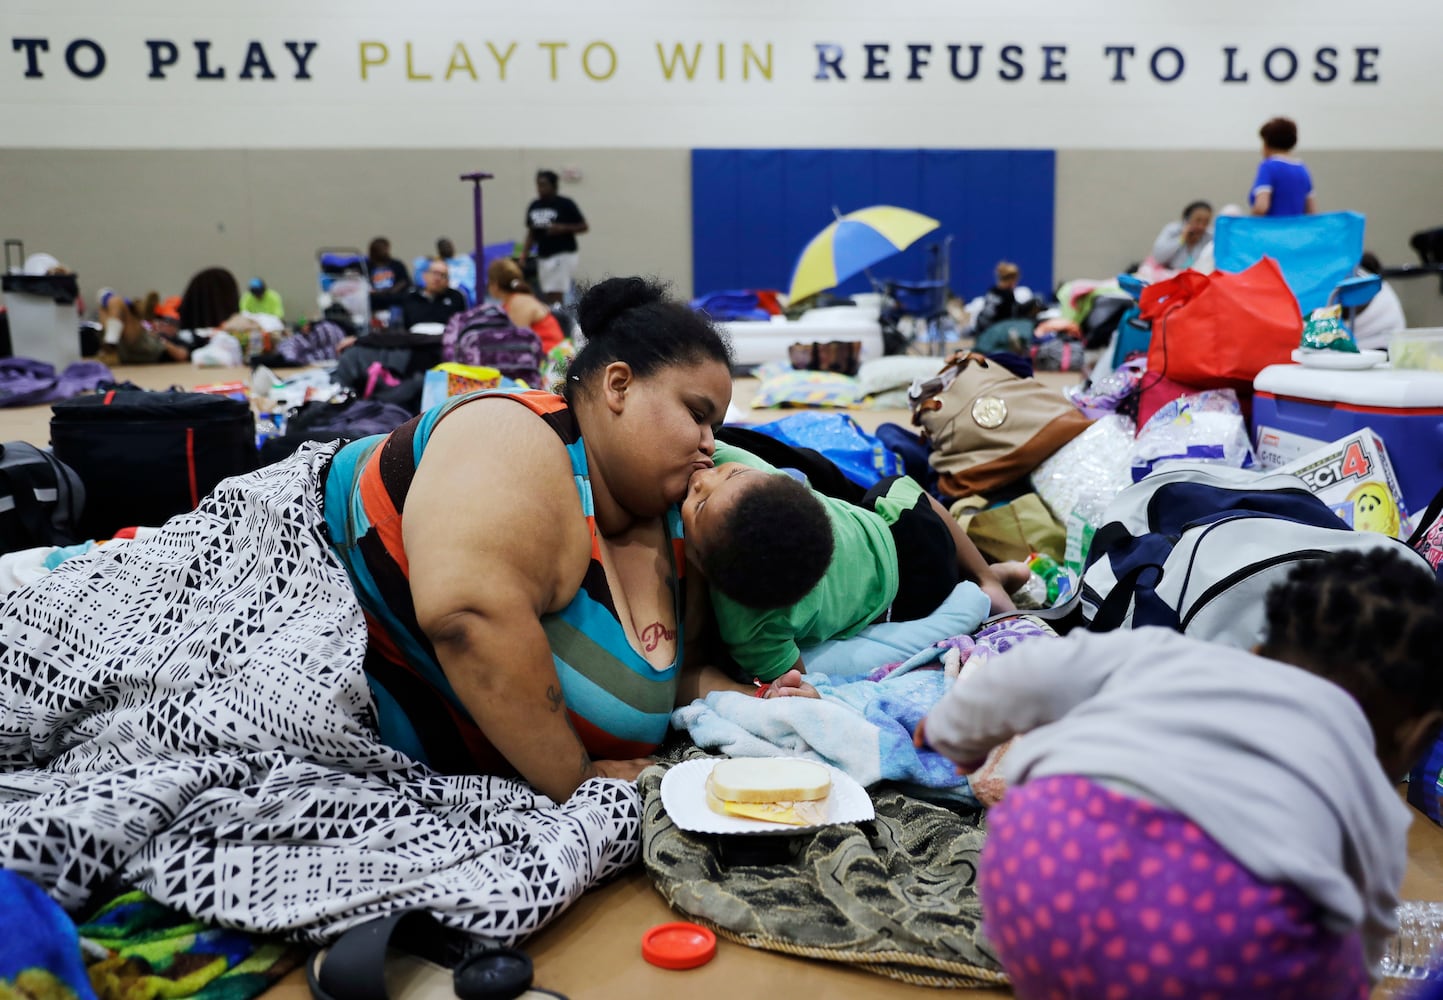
[442,305,543,387]
[278,320,347,365]
[0,359,112,408]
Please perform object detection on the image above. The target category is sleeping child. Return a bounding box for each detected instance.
[683,441,1020,685]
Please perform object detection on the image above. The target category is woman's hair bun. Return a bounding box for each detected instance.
[577,276,666,341]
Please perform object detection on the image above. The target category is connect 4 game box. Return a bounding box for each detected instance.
[1272,429,1411,539]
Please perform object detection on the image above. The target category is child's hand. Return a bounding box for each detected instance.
[761,669,820,699]
[915,714,986,774]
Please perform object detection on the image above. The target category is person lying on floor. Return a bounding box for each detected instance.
[914,547,1443,997]
[95,289,190,364]
[2,276,744,807]
[682,440,1023,688]
[3,277,823,945]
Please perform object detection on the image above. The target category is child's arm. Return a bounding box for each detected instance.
[676,573,760,703]
[676,663,764,702]
[925,494,1015,613]
[922,630,1125,766]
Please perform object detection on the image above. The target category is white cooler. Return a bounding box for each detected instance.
[2,271,81,369]
[721,306,885,368]
[1252,363,1443,516]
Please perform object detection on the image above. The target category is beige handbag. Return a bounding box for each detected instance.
[908,352,1092,498]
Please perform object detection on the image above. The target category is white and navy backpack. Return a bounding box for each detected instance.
[1080,463,1429,649]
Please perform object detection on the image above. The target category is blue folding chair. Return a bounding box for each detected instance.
[1108,272,1153,369]
[873,236,953,355]
[1212,211,1375,317]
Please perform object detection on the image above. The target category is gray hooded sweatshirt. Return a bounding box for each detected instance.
[923,627,1410,970]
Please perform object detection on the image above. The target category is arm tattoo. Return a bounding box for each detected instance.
[545,683,563,713]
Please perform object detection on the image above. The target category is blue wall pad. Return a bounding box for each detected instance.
[691,148,1055,304]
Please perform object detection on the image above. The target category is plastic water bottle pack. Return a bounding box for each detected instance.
[1378,901,1443,989]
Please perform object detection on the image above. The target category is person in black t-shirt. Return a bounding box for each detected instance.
[521,170,588,305]
[400,258,468,329]
[367,236,414,320]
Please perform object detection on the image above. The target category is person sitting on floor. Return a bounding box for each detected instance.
[367,236,413,320]
[488,258,565,353]
[1149,200,1214,273]
[171,266,241,357]
[916,547,1443,997]
[683,440,1021,686]
[969,261,1036,336]
[1352,251,1408,352]
[239,277,285,320]
[435,237,477,302]
[401,258,468,330]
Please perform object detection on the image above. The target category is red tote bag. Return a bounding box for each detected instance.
[1138,257,1302,391]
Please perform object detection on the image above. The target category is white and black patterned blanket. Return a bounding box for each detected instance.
[0,444,641,944]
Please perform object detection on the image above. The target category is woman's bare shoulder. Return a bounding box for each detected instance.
[404,398,591,618]
[508,293,551,327]
[418,397,572,494]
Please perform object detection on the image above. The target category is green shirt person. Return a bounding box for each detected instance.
[240,278,284,319]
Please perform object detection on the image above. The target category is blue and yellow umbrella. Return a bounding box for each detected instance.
[787,206,941,304]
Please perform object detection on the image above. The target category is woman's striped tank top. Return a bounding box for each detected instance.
[322,389,685,775]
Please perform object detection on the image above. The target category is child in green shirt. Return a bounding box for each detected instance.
[685,441,1019,683]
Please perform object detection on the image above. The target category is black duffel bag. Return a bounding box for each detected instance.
[51,389,258,538]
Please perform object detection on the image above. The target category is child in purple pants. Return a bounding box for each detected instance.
[919,548,1443,999]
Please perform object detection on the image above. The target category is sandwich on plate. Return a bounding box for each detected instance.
[704,757,832,826]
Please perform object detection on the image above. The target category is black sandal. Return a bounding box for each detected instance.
[306,910,567,1000]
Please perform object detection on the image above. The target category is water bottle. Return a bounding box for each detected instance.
[254,397,277,451]
[1026,552,1076,606]
[1377,901,1443,986]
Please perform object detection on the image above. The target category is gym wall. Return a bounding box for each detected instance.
[3,1,1441,322]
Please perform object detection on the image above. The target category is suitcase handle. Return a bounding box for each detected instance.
[317,246,369,277]
[4,240,23,274]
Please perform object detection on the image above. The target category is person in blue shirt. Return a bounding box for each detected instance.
[1250,116,1315,217]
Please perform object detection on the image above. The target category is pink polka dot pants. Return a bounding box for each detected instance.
[980,774,1369,1000]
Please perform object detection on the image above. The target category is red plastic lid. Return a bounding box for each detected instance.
[641,921,717,970]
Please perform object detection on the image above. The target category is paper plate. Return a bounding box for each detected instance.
[1292,348,1387,370]
[659,757,874,836]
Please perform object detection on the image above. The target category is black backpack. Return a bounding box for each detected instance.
[332,333,446,414]
[257,398,413,466]
[51,389,257,538]
[0,441,85,553]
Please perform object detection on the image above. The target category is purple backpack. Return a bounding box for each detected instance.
[278,320,347,365]
[442,305,543,388]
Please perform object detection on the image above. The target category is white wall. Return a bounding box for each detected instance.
[0,148,691,322]
[1057,149,1443,324]
[3,2,1442,317]
[4,1,1440,150]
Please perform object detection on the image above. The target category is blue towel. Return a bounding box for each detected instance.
[0,869,98,1000]
[673,612,1060,807]
[800,581,991,680]
[672,666,977,805]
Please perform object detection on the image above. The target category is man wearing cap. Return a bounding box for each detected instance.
[240,278,285,319]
